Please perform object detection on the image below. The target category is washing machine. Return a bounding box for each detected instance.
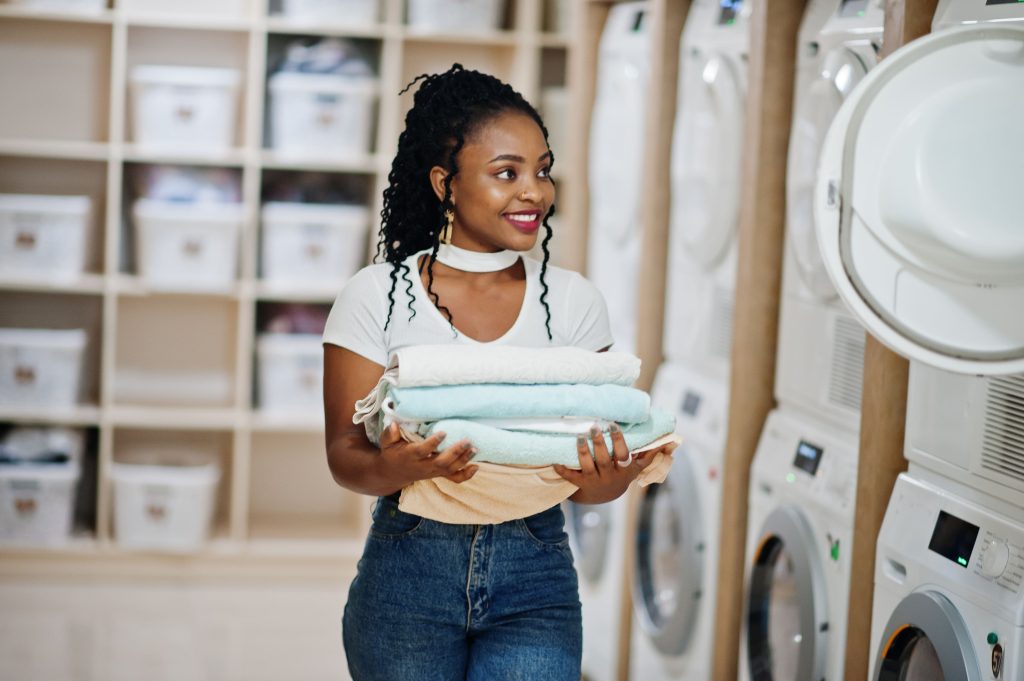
[566,495,630,681]
[630,360,727,681]
[776,0,883,432]
[869,472,1024,680]
[660,0,751,378]
[738,407,858,681]
[587,1,650,355]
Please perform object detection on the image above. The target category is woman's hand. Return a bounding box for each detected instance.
[553,424,676,504]
[376,422,479,494]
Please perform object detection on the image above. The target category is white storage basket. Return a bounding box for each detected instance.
[406,0,505,32]
[111,449,220,553]
[256,333,324,413]
[133,198,242,292]
[0,329,87,408]
[0,461,80,546]
[129,65,241,152]
[281,0,379,25]
[260,202,369,290]
[268,72,378,158]
[9,0,106,14]
[0,194,91,283]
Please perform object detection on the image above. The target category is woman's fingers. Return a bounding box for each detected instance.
[554,464,583,485]
[576,435,598,476]
[408,431,447,459]
[432,439,474,470]
[590,427,615,473]
[444,465,478,484]
[608,423,630,463]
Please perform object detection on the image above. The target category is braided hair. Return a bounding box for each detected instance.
[376,63,555,340]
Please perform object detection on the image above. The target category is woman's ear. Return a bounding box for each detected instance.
[429,165,454,205]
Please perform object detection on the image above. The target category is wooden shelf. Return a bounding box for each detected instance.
[109,405,240,430]
[249,280,340,303]
[0,274,106,296]
[538,32,571,47]
[248,411,325,433]
[247,516,364,558]
[112,275,243,300]
[0,404,102,427]
[259,150,383,174]
[0,138,109,161]
[123,12,254,32]
[122,145,249,167]
[0,5,114,24]
[401,28,520,46]
[263,16,389,39]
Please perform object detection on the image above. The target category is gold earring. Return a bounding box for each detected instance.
[441,209,454,244]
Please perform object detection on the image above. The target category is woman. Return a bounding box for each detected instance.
[322,64,674,680]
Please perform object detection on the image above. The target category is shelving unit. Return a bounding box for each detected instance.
[0,0,577,575]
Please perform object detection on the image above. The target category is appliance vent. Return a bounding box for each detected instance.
[709,286,734,361]
[980,376,1024,487]
[827,315,865,412]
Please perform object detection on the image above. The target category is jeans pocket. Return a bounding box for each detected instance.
[369,495,424,539]
[519,505,570,549]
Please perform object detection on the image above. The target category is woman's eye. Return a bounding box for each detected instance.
[496,168,516,180]
[538,166,552,179]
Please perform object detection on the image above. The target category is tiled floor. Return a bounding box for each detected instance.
[0,574,356,681]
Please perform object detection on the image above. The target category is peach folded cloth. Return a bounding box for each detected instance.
[397,433,680,524]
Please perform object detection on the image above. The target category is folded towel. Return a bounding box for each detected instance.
[388,383,651,424]
[423,407,676,468]
[354,345,641,427]
[398,436,680,524]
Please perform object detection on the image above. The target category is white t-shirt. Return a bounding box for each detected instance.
[323,251,614,366]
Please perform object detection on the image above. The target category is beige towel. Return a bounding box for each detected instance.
[398,434,681,524]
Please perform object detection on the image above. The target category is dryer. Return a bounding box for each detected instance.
[587,1,650,355]
[661,0,751,378]
[776,0,883,431]
[566,495,630,681]
[869,473,1024,680]
[630,360,727,681]
[739,407,858,681]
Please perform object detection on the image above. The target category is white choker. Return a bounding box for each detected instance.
[435,243,520,272]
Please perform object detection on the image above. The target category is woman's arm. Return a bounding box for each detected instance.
[323,344,478,496]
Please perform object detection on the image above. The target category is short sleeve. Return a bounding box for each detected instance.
[322,266,389,367]
[565,272,615,351]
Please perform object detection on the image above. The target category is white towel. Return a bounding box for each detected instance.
[354,345,642,428]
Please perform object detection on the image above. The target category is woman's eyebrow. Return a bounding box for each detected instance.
[488,151,554,163]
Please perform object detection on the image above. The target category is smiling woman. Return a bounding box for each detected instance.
[319,64,674,681]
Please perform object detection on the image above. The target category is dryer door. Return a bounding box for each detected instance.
[670,48,745,270]
[815,25,1024,374]
[787,45,870,301]
[566,501,612,584]
[872,591,982,681]
[746,505,829,680]
[632,447,705,656]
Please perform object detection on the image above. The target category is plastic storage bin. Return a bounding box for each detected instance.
[133,198,242,292]
[0,329,87,408]
[129,65,241,153]
[406,0,505,32]
[260,202,369,290]
[268,72,377,158]
[0,194,91,283]
[281,0,379,24]
[0,460,81,546]
[10,0,106,14]
[111,448,220,552]
[256,333,324,412]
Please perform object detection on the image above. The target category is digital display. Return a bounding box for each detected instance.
[986,0,1024,5]
[838,0,870,17]
[793,440,824,476]
[681,390,702,417]
[928,511,980,569]
[718,0,743,25]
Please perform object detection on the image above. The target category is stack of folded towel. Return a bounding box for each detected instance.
[353,345,680,523]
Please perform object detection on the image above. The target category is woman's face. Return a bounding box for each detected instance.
[431,110,555,253]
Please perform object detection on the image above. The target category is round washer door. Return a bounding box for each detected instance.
[746,505,829,681]
[815,25,1024,374]
[671,48,746,270]
[873,591,982,681]
[565,501,612,584]
[632,447,705,656]
[787,46,871,300]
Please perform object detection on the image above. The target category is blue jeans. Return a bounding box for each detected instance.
[342,494,582,680]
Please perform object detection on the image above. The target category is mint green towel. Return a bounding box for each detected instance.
[425,407,676,468]
[390,383,650,424]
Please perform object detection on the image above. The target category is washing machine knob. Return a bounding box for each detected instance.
[980,540,1010,579]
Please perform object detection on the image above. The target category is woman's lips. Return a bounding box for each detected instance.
[503,211,542,233]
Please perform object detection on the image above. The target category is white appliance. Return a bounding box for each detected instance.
[630,360,727,681]
[739,407,858,681]
[587,1,650,354]
[814,8,1024,377]
[776,0,883,431]
[869,473,1024,680]
[661,0,750,376]
[565,495,630,681]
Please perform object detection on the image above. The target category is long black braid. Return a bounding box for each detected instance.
[376,63,556,340]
